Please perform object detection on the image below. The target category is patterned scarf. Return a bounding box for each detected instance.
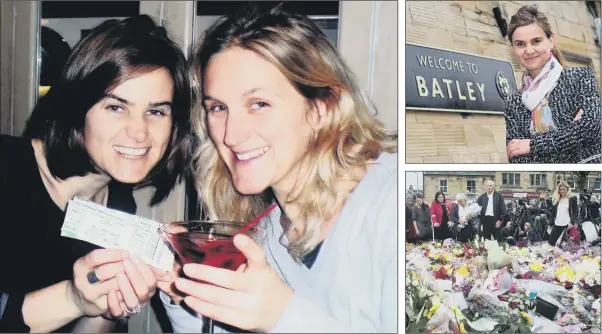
[521,54,563,134]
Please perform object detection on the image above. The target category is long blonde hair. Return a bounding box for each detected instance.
[552,181,573,204]
[189,4,397,259]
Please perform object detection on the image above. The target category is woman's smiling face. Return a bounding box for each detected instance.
[511,23,555,76]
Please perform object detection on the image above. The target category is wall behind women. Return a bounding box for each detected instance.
[0,1,39,136]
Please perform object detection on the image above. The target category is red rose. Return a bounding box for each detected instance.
[564,281,573,289]
[497,295,506,301]
[523,273,531,279]
[554,277,560,282]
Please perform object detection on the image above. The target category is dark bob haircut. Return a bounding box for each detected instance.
[434,191,446,203]
[23,15,192,205]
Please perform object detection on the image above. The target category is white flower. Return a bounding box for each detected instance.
[412,280,419,287]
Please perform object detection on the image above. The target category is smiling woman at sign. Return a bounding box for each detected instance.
[0,15,192,332]
[156,3,398,333]
[505,4,601,163]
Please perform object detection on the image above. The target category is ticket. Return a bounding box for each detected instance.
[61,197,174,271]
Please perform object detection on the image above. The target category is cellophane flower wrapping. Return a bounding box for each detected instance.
[406,240,602,333]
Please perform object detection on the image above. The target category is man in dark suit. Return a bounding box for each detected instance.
[477,180,506,240]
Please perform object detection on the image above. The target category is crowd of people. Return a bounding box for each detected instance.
[406,181,602,248]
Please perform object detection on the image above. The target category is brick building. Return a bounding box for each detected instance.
[406,1,601,163]
[424,171,601,202]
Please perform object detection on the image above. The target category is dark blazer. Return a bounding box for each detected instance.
[477,191,506,221]
[505,67,601,163]
[551,196,579,225]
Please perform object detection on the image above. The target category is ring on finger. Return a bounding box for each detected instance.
[123,304,141,314]
[87,270,101,284]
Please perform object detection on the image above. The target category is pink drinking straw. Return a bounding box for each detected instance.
[237,202,278,235]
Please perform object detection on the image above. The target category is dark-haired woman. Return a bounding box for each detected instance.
[0,15,192,332]
[412,195,433,241]
[505,4,601,163]
[431,191,454,241]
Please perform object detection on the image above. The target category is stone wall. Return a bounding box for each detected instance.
[406,1,601,163]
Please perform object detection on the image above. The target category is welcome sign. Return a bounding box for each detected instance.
[405,43,517,114]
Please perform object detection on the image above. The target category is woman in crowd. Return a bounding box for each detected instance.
[430,191,454,241]
[548,181,578,246]
[157,4,397,332]
[412,194,433,242]
[0,15,192,332]
[450,193,473,242]
[505,4,601,163]
[406,194,418,243]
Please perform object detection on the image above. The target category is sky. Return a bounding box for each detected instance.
[406,172,423,190]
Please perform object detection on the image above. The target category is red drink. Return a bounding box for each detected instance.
[164,232,246,270]
[159,221,266,272]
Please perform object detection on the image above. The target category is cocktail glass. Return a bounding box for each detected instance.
[159,221,266,333]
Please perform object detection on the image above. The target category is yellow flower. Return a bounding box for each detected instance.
[433,254,441,260]
[459,321,468,334]
[451,305,465,320]
[443,253,453,263]
[518,248,528,256]
[427,303,440,319]
[457,264,470,277]
[556,266,575,282]
[530,262,543,272]
[521,312,533,325]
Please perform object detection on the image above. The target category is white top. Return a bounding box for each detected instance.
[555,198,571,226]
[160,152,398,333]
[485,192,494,216]
[458,205,466,221]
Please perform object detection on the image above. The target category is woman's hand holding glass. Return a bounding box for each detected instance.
[174,234,294,332]
[152,260,186,305]
[68,248,163,319]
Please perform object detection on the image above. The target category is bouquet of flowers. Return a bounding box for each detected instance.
[405,272,434,332]
[452,203,482,232]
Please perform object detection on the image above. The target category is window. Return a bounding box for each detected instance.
[556,178,576,190]
[502,173,520,187]
[439,180,448,193]
[467,180,476,193]
[595,178,601,191]
[529,173,547,187]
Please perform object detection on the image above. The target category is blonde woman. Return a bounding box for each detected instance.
[548,181,578,246]
[158,4,397,333]
[505,4,601,163]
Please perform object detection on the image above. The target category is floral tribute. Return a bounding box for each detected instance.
[406,238,601,333]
